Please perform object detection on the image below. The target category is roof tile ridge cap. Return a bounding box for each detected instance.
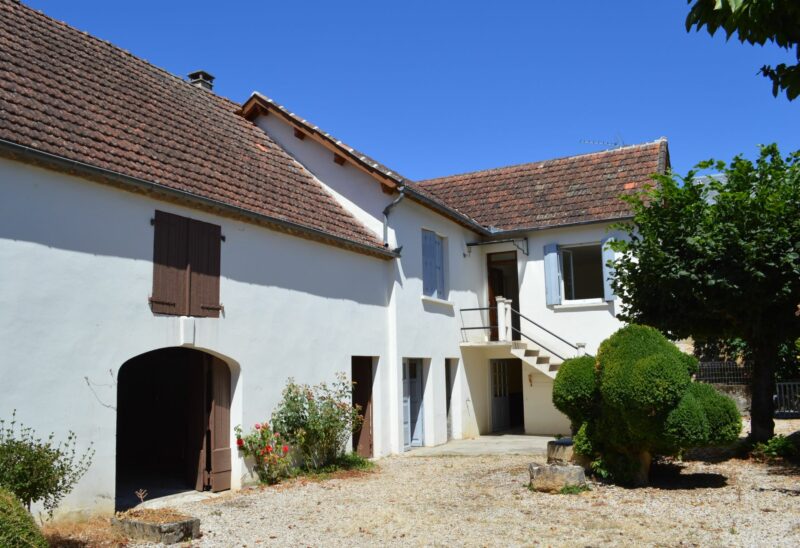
[418,138,669,185]
[16,0,241,106]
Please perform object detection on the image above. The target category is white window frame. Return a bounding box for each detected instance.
[559,242,605,305]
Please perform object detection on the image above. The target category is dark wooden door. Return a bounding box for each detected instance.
[208,357,231,492]
[190,355,231,492]
[351,357,374,458]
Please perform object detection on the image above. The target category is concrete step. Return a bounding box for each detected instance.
[524,349,540,357]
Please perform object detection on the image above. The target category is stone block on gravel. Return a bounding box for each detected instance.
[547,438,574,465]
[529,464,586,493]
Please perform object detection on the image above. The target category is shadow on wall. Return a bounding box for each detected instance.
[0,160,391,306]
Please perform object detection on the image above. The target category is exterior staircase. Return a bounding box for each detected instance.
[509,340,562,379]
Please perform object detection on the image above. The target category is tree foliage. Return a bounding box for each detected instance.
[686,0,800,100]
[610,144,800,442]
[555,325,741,485]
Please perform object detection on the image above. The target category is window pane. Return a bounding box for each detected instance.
[562,245,604,300]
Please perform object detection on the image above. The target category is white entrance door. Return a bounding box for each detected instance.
[403,359,424,449]
[491,360,510,432]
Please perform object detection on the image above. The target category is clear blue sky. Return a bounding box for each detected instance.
[25,0,800,179]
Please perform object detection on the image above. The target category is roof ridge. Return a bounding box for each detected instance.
[418,138,668,184]
[14,0,241,109]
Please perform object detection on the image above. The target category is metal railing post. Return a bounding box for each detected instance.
[576,342,586,357]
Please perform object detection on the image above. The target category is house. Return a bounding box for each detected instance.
[0,0,668,517]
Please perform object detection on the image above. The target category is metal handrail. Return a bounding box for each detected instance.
[460,306,496,312]
[509,306,579,351]
[510,327,568,362]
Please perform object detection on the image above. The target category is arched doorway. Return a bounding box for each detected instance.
[116,347,231,510]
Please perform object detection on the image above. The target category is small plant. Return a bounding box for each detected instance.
[271,373,363,470]
[558,485,590,495]
[0,411,94,516]
[752,435,798,461]
[235,421,291,485]
[134,489,148,504]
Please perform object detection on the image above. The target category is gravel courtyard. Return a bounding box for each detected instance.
[154,452,800,547]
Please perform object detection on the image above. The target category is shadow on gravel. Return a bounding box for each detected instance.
[648,462,728,490]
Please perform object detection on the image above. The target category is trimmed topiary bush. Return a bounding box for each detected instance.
[553,324,741,485]
[552,355,596,431]
[0,488,47,548]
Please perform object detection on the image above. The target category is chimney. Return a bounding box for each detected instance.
[188,70,214,91]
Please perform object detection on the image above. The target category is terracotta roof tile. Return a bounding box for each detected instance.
[0,0,386,255]
[417,141,668,232]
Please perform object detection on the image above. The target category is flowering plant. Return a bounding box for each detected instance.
[234,421,291,485]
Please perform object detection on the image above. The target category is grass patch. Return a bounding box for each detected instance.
[558,484,590,495]
[292,452,375,481]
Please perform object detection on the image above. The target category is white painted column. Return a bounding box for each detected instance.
[496,297,508,342]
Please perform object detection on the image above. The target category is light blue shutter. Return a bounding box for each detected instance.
[434,235,445,299]
[422,230,436,296]
[543,243,561,306]
[601,236,615,302]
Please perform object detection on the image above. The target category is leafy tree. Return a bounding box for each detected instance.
[685,0,800,100]
[610,145,800,442]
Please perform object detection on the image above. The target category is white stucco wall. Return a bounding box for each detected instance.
[0,157,394,518]
[254,113,486,452]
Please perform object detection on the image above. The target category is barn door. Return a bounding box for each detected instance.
[208,358,231,492]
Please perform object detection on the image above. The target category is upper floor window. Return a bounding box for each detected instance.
[421,229,446,299]
[560,244,604,301]
[544,238,615,305]
[150,210,222,318]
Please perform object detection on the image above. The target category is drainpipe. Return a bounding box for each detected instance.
[382,185,406,249]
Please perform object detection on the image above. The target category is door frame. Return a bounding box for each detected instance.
[351,356,375,458]
[402,358,426,450]
[487,251,520,341]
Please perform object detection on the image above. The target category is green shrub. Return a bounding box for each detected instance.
[572,422,593,456]
[0,412,94,516]
[0,488,47,547]
[664,389,710,448]
[552,356,596,431]
[552,325,741,485]
[752,435,798,460]
[271,373,363,470]
[688,383,742,446]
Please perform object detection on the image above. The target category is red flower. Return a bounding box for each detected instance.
[266,445,273,453]
[282,445,289,454]
[274,432,279,438]
[236,438,244,447]
[254,423,261,430]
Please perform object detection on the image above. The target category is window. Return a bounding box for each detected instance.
[421,229,446,299]
[543,239,615,305]
[150,210,222,317]
[560,244,604,300]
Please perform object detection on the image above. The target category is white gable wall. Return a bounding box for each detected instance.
[0,157,393,517]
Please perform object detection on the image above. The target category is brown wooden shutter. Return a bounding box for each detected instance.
[188,218,221,318]
[209,357,231,492]
[151,210,189,315]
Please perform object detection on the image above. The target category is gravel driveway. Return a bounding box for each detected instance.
[152,452,800,547]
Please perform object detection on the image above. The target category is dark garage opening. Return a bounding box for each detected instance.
[116,347,231,510]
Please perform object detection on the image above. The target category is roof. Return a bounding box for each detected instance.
[417,140,669,232]
[240,93,488,233]
[0,0,392,258]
